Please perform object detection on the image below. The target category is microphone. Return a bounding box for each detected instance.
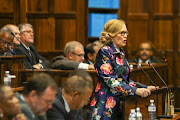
[147,62,168,91]
[10,32,21,43]
[162,56,178,77]
[134,59,157,87]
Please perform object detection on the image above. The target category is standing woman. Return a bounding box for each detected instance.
[89,19,156,120]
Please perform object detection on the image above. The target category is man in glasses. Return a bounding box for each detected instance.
[15,73,57,120]
[0,29,14,56]
[4,24,21,45]
[14,23,50,69]
[129,42,161,64]
[1,24,21,55]
[50,41,95,70]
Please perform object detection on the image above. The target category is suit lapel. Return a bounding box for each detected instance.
[56,89,70,120]
[21,44,34,64]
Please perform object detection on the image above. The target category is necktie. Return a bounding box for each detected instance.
[27,48,31,56]
[27,48,34,65]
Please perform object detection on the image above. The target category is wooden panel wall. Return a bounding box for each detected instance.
[0,0,88,51]
[0,0,20,28]
[120,0,180,87]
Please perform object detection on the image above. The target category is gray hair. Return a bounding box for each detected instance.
[0,27,14,39]
[18,23,34,34]
[64,41,84,57]
[63,75,93,95]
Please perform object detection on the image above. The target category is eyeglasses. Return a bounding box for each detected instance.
[72,52,84,58]
[23,30,34,34]
[0,39,12,47]
[119,31,129,36]
[139,48,152,51]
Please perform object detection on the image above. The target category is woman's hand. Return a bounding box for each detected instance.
[136,88,151,97]
[147,86,159,91]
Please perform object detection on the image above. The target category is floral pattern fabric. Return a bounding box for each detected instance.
[89,43,147,120]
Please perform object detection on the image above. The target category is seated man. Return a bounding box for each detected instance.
[0,85,26,120]
[15,73,57,120]
[4,24,21,45]
[93,40,103,48]
[46,69,93,120]
[0,29,14,56]
[84,43,100,65]
[14,23,50,69]
[129,42,161,63]
[51,41,94,70]
[1,24,21,55]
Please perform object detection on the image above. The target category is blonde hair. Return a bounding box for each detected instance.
[99,19,125,44]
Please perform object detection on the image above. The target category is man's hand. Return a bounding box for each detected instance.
[33,64,42,69]
[39,59,43,63]
[88,64,95,70]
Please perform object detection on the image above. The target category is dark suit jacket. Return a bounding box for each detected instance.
[3,48,16,55]
[15,92,47,120]
[14,43,49,69]
[128,56,162,63]
[50,56,80,70]
[47,89,70,120]
[0,50,14,56]
[47,89,83,120]
[3,51,14,56]
[83,59,92,64]
[0,52,3,61]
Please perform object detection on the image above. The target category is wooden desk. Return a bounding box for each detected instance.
[17,64,168,87]
[121,86,174,120]
[18,69,98,87]
[160,112,180,120]
[0,55,25,87]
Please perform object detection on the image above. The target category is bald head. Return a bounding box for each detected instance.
[4,24,21,45]
[64,41,85,62]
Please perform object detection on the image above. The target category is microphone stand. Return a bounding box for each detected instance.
[148,62,171,117]
[10,32,21,43]
[163,57,179,77]
[134,59,157,87]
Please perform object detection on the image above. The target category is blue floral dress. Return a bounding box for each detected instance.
[89,43,147,120]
